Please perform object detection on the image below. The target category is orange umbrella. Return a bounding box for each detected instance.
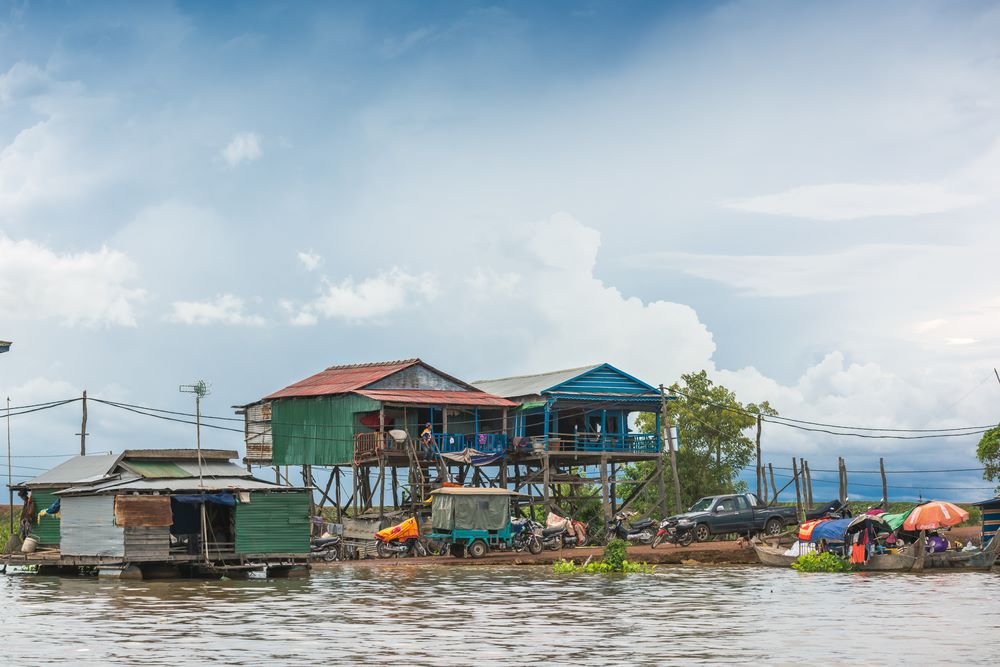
[902,501,969,531]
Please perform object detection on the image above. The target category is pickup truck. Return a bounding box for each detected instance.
[671,493,798,542]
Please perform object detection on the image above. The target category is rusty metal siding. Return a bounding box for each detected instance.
[123,526,170,560]
[61,495,124,557]
[31,490,61,546]
[234,492,310,554]
[115,495,173,527]
[271,394,380,465]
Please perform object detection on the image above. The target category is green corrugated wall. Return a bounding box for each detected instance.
[31,490,61,545]
[271,394,380,465]
[235,492,311,554]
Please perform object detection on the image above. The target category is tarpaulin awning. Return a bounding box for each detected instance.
[171,492,236,506]
[438,449,504,466]
[807,517,853,543]
[882,510,913,531]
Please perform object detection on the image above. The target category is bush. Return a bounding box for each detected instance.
[603,539,629,571]
[792,551,852,572]
[552,539,655,574]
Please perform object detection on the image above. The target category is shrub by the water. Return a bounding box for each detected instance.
[552,539,654,574]
[792,552,852,572]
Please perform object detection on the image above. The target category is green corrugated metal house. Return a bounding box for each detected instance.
[17,449,311,559]
[254,359,517,466]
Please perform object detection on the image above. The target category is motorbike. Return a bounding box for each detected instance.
[310,536,342,562]
[607,512,656,545]
[543,512,588,549]
[511,518,544,555]
[374,517,428,558]
[650,518,693,549]
[804,499,852,521]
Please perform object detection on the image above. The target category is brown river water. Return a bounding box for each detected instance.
[2,565,998,665]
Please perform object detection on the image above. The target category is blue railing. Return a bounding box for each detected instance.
[432,433,509,455]
[571,433,660,453]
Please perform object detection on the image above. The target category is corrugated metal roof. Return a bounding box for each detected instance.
[17,454,119,489]
[121,448,237,461]
[265,359,421,399]
[174,461,254,478]
[473,365,600,399]
[354,389,517,407]
[60,476,291,495]
[122,461,190,478]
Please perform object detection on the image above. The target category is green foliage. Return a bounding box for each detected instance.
[792,552,852,572]
[603,539,629,570]
[552,539,655,574]
[977,425,1000,494]
[628,371,778,514]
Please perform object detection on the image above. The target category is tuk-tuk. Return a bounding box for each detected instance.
[427,487,524,558]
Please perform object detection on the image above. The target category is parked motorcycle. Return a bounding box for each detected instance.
[804,499,852,521]
[511,518,544,555]
[607,511,656,545]
[650,518,693,549]
[374,517,428,558]
[544,512,588,549]
[310,536,342,562]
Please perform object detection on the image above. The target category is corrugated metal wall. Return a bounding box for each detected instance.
[235,492,311,554]
[271,394,380,465]
[61,495,124,557]
[31,490,61,546]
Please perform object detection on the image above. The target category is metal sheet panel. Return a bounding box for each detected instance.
[355,389,515,407]
[473,365,600,399]
[20,454,119,489]
[265,360,419,399]
[31,490,61,546]
[271,394,381,465]
[61,495,124,557]
[115,495,173,527]
[124,461,190,478]
[235,492,310,554]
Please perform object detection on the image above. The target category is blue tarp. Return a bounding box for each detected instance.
[171,492,236,506]
[808,517,852,543]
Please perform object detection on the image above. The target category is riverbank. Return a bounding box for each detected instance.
[316,525,984,569]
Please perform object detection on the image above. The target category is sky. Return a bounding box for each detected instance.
[1,0,999,501]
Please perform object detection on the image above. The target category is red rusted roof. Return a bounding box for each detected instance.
[265,360,420,399]
[354,389,517,407]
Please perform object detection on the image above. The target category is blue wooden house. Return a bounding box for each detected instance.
[474,363,666,454]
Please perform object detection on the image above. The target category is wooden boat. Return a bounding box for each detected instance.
[923,534,1000,571]
[753,537,924,572]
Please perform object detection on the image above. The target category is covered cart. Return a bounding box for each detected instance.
[427,487,523,558]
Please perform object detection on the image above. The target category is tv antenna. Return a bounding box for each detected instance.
[179,381,211,487]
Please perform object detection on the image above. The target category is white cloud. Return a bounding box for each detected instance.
[0,234,145,326]
[915,319,947,333]
[289,268,439,324]
[168,294,265,326]
[726,182,980,221]
[297,251,322,271]
[945,337,978,346]
[221,132,262,166]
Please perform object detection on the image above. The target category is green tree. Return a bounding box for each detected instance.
[977,425,1000,493]
[625,371,777,515]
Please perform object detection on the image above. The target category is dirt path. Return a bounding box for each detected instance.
[315,539,758,569]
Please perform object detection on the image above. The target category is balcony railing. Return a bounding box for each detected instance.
[538,432,660,453]
[432,433,508,455]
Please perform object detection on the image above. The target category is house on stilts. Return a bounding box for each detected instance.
[474,363,671,524]
[239,359,517,525]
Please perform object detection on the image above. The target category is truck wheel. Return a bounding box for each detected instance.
[694,523,710,542]
[468,540,488,559]
[764,518,783,536]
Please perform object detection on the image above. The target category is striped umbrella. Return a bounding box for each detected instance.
[902,501,969,531]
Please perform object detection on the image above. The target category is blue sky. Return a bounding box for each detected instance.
[2,1,999,500]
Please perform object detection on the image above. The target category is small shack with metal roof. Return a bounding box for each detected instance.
[973,496,1000,546]
[6,449,310,578]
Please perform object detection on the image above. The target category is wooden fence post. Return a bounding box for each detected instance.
[880,457,888,507]
[755,415,762,499]
[792,457,803,522]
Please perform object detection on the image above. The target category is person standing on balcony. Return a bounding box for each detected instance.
[420,422,434,455]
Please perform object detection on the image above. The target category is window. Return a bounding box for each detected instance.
[734,496,751,511]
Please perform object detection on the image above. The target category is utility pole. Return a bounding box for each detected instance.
[660,385,683,515]
[754,415,762,499]
[180,381,210,561]
[76,390,88,456]
[6,397,12,539]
